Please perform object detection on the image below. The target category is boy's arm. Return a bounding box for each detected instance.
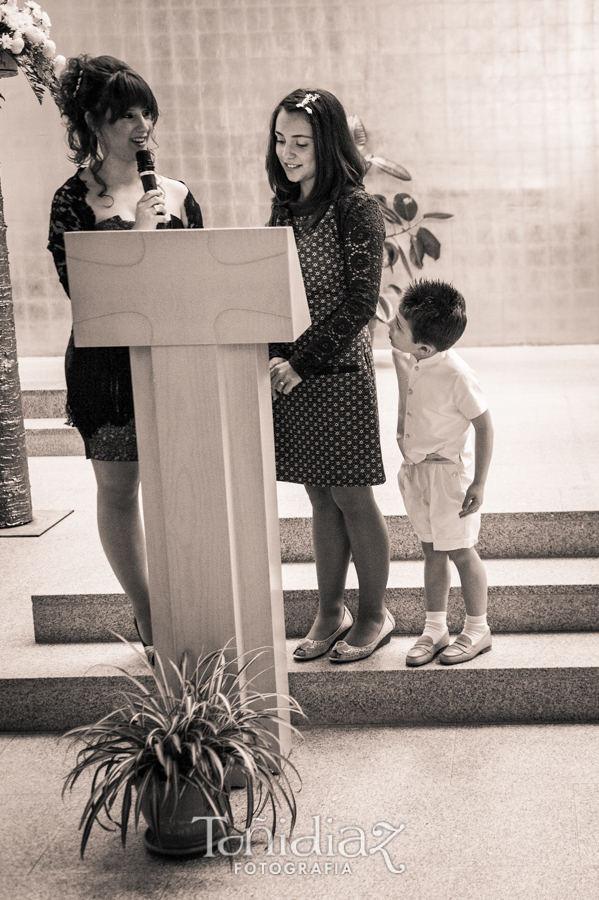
[459,409,494,518]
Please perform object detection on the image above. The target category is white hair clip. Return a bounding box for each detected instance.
[296,93,320,114]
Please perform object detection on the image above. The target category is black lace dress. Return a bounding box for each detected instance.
[269,189,386,486]
[48,169,203,460]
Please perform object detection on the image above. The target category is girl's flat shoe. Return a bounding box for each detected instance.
[328,609,395,663]
[293,606,354,661]
[438,628,492,665]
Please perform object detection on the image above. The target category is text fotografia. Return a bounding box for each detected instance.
[190,814,406,874]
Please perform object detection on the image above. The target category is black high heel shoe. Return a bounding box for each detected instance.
[134,618,155,666]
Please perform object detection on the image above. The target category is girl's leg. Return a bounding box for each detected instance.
[303,485,352,640]
[329,485,390,646]
[91,460,152,644]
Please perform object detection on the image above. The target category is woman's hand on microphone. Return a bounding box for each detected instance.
[132,188,168,230]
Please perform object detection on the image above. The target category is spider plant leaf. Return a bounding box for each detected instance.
[365,155,411,180]
[170,732,182,754]
[153,739,167,769]
[120,782,132,847]
[417,226,441,260]
[393,193,418,221]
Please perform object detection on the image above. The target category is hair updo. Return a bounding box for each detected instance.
[56,55,159,194]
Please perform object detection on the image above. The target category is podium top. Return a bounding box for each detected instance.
[65,227,310,347]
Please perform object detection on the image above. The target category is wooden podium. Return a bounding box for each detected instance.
[65,227,310,750]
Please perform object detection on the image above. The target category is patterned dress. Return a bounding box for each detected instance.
[269,189,386,486]
[48,169,203,460]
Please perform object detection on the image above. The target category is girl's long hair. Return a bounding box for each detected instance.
[56,54,159,197]
[266,88,365,223]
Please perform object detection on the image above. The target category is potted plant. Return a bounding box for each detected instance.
[63,640,302,858]
[348,114,454,336]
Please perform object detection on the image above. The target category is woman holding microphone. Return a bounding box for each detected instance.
[48,55,203,660]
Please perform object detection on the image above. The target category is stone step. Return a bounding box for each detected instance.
[31,554,599,642]
[24,419,84,456]
[288,633,599,727]
[21,388,67,418]
[1,633,598,730]
[281,511,599,561]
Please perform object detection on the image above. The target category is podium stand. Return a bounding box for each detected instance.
[65,227,310,751]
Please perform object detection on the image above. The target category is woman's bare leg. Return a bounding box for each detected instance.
[91,460,152,643]
[303,485,351,640]
[303,484,390,646]
[330,485,390,646]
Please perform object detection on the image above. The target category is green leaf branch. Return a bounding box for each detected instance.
[348,114,453,300]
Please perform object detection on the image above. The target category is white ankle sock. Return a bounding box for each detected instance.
[422,611,447,643]
[462,613,488,643]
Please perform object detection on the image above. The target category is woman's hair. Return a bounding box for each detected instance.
[56,55,159,196]
[266,88,365,219]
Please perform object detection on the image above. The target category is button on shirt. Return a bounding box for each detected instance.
[392,348,488,467]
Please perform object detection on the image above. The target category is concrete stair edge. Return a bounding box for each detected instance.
[281,511,599,560]
[24,419,84,457]
[32,583,599,643]
[2,635,599,730]
[22,389,67,418]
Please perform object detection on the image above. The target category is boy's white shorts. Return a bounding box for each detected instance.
[398,458,481,551]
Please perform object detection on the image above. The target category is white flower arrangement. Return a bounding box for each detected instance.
[0,0,64,103]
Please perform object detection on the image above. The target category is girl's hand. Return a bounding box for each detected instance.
[270,358,302,398]
[132,188,168,230]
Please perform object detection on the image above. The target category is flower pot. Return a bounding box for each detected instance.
[0,50,18,79]
[139,781,228,856]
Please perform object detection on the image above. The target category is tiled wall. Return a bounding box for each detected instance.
[0,0,597,354]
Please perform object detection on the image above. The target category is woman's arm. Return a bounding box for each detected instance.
[47,177,95,296]
[288,191,385,379]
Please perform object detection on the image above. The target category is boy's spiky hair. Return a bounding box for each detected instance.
[400,279,467,351]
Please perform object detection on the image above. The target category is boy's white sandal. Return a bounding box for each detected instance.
[328,609,395,663]
[293,606,353,661]
[406,630,450,667]
[438,628,492,665]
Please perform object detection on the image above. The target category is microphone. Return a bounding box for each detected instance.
[136,149,157,192]
[136,149,168,227]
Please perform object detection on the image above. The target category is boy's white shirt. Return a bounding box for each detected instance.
[392,348,488,468]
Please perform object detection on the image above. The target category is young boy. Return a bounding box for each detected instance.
[389,280,494,666]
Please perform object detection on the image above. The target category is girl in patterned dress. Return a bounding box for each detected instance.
[48,56,203,659]
[266,89,393,663]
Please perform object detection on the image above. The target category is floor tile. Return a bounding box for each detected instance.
[574,784,599,866]
[450,723,599,784]
[444,783,578,867]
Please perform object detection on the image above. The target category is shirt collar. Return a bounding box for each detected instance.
[409,350,447,370]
